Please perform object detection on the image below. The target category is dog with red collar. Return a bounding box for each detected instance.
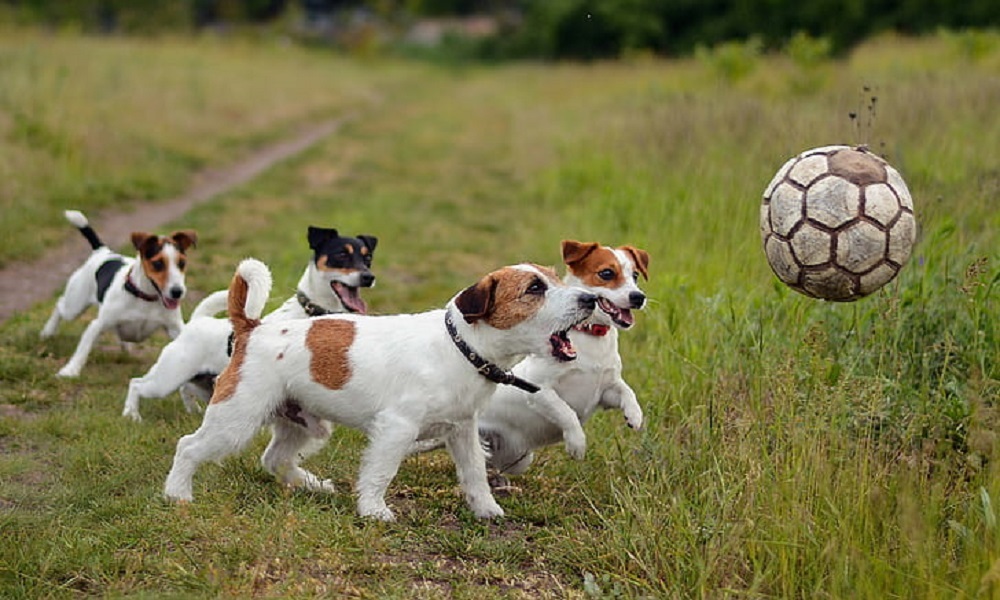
[41,210,197,378]
[475,239,649,476]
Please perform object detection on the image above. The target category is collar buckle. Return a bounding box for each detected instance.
[445,310,540,394]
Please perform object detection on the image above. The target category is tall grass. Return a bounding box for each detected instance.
[1,30,998,597]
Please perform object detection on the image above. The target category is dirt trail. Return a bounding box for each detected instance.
[0,115,353,324]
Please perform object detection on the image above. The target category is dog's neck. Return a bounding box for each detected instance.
[444,309,540,393]
[297,265,345,313]
[125,261,160,302]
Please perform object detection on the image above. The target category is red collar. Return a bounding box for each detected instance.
[124,268,159,303]
[574,323,610,337]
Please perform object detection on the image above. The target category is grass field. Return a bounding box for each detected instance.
[1,28,998,598]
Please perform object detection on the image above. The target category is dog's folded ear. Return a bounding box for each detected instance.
[561,240,599,267]
[621,246,650,280]
[308,226,339,251]
[170,230,198,253]
[454,275,497,323]
[131,232,160,258]
[358,235,378,253]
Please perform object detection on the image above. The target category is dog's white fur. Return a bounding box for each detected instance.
[122,252,371,421]
[164,258,596,521]
[477,240,650,474]
[41,210,195,378]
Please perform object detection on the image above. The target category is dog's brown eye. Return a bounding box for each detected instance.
[178,259,186,271]
[632,271,639,282]
[598,268,616,281]
[526,279,546,295]
[151,259,165,272]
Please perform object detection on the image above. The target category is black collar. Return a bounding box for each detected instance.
[124,267,159,303]
[444,310,539,394]
[296,290,335,317]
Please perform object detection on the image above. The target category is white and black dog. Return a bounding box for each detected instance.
[164,258,596,521]
[476,239,649,475]
[41,210,197,378]
[122,226,376,421]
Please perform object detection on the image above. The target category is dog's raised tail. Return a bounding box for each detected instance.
[190,290,230,320]
[228,258,272,336]
[65,210,104,250]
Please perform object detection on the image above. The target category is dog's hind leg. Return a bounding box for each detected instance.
[261,417,335,493]
[163,395,270,502]
[447,419,504,519]
[123,342,208,421]
[41,265,98,339]
[355,412,420,521]
[40,306,63,339]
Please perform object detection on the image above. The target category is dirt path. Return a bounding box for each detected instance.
[0,114,353,324]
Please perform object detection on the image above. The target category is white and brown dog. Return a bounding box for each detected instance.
[476,239,649,475]
[122,226,376,421]
[41,210,197,378]
[164,258,597,521]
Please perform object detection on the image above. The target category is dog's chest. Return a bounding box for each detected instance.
[114,318,166,342]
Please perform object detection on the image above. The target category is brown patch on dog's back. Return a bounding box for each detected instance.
[306,319,356,389]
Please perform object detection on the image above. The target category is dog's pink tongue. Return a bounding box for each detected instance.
[549,331,577,362]
[332,282,367,314]
[162,297,180,310]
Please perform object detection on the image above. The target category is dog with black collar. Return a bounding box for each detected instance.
[41,210,197,378]
[164,258,597,521]
[122,225,376,421]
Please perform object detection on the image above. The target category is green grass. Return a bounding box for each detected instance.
[1,29,999,597]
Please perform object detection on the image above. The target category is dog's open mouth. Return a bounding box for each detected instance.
[549,330,577,362]
[331,281,367,314]
[598,297,634,329]
[162,297,181,311]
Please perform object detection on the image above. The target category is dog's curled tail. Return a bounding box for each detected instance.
[190,290,230,320]
[228,258,272,336]
[64,210,104,250]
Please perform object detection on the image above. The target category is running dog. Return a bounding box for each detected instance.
[122,226,376,421]
[476,239,649,475]
[41,210,197,378]
[164,258,597,521]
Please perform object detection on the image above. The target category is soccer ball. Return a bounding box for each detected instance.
[760,145,916,301]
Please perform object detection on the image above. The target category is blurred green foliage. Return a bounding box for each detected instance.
[3,0,998,59]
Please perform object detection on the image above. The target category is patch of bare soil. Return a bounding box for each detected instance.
[0,115,353,324]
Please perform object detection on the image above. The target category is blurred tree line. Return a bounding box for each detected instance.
[2,0,998,58]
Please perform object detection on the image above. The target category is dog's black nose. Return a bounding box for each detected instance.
[629,291,646,309]
[579,292,598,310]
[360,272,376,287]
[169,287,184,300]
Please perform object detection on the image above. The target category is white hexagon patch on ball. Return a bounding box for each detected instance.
[760,145,917,301]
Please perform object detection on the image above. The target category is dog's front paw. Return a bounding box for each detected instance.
[564,431,587,460]
[122,407,143,423]
[473,499,505,520]
[163,491,193,504]
[624,406,644,430]
[57,366,80,378]
[358,500,396,522]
